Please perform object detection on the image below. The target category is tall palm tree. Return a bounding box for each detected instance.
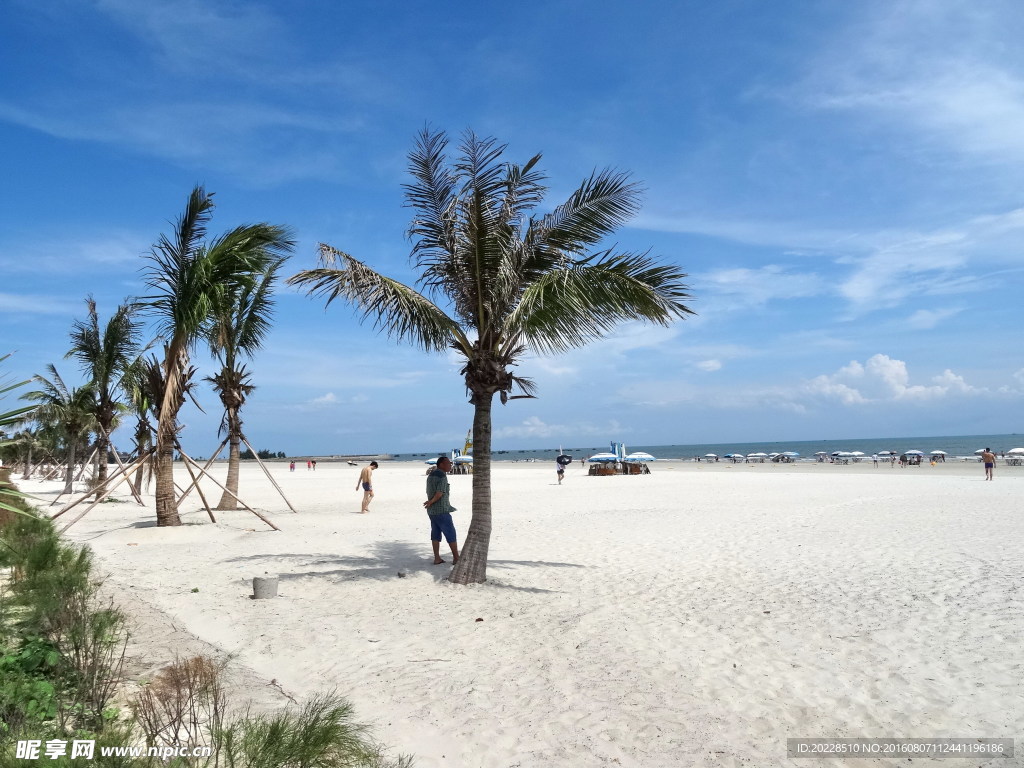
[66,298,145,500]
[22,365,96,495]
[290,129,695,584]
[206,256,287,510]
[140,186,294,526]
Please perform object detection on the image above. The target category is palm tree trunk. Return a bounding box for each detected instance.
[63,438,78,495]
[94,431,109,502]
[154,419,182,526]
[21,444,32,480]
[449,391,493,584]
[217,427,241,510]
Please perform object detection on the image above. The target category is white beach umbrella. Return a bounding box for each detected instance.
[704,453,718,458]
[850,451,865,456]
[626,451,656,462]
[929,450,947,455]
[782,451,800,457]
[974,449,986,454]
[748,452,768,457]
[589,452,618,462]
[876,450,894,456]
[905,450,924,456]
[1007,448,1024,455]
[453,455,473,463]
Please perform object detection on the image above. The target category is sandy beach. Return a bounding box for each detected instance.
[29,459,1024,767]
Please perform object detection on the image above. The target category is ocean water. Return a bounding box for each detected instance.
[392,433,1022,462]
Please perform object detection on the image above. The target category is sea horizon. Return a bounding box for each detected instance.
[386,432,1022,462]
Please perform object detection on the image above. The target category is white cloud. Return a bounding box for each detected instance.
[905,308,962,330]
[0,292,81,315]
[804,354,980,404]
[494,416,623,440]
[310,393,338,406]
[695,359,722,372]
[697,265,826,310]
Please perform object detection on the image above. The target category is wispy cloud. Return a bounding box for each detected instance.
[0,292,81,316]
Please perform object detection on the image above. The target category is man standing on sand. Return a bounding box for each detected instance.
[981,448,996,481]
[356,461,377,512]
[424,456,459,564]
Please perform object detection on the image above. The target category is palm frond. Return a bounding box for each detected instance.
[506,250,695,355]
[288,244,467,354]
[527,169,644,258]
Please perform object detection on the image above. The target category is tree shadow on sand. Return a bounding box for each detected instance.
[224,541,586,591]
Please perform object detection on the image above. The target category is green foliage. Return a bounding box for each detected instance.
[238,448,284,461]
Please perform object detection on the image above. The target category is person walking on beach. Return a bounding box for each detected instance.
[872,454,878,467]
[981,448,996,481]
[311,459,317,471]
[356,461,377,512]
[289,460,295,472]
[424,455,459,564]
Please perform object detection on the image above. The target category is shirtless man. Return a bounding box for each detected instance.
[356,461,378,512]
[981,448,996,481]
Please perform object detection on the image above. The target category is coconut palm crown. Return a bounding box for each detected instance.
[66,298,145,500]
[289,129,695,583]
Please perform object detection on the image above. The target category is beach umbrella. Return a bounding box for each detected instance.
[877,450,894,456]
[782,451,800,457]
[814,451,828,456]
[704,453,718,458]
[454,455,473,463]
[850,451,865,456]
[724,452,743,458]
[905,450,924,456]
[1007,448,1024,455]
[556,454,572,466]
[589,453,617,462]
[625,452,656,462]
[748,452,767,457]
[424,459,437,464]
[974,449,986,454]
[929,450,947,455]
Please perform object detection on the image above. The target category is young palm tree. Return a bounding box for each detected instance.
[22,365,96,495]
[66,298,145,500]
[206,256,288,509]
[290,129,695,584]
[121,356,159,496]
[140,186,294,526]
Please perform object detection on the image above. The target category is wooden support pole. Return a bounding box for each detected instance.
[241,436,299,514]
[176,438,228,506]
[174,443,217,523]
[176,450,279,531]
[55,450,154,529]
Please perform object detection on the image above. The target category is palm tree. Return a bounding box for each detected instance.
[22,365,96,495]
[290,129,695,584]
[66,298,145,500]
[206,255,288,509]
[140,186,294,526]
[121,356,159,497]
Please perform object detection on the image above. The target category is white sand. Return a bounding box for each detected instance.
[29,459,1024,767]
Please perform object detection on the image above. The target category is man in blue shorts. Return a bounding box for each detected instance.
[424,455,459,564]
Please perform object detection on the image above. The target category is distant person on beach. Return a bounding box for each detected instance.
[981,448,996,481]
[872,454,878,467]
[556,461,564,484]
[311,459,317,471]
[356,461,378,512]
[289,461,295,472]
[307,460,312,471]
[424,455,459,564]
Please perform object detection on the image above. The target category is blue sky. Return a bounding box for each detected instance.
[2,0,1022,456]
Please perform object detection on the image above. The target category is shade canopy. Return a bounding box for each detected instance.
[589,453,618,462]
